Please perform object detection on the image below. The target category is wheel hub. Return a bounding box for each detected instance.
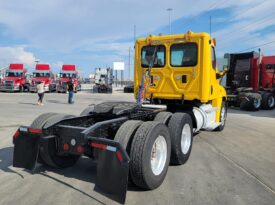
[181,124,191,155]
[268,96,275,107]
[220,106,226,126]
[253,97,261,108]
[151,135,167,176]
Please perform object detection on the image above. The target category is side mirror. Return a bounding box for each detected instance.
[216,73,223,79]
[223,67,229,73]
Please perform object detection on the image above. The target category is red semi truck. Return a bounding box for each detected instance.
[0,64,31,92]
[225,51,275,110]
[30,64,56,92]
[57,64,81,93]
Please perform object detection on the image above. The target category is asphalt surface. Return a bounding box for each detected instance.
[0,90,275,205]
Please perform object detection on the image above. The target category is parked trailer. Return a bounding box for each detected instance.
[225,51,275,110]
[13,31,227,204]
[0,64,31,92]
[30,64,56,92]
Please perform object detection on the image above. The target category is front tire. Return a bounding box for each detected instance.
[215,101,227,131]
[130,121,171,190]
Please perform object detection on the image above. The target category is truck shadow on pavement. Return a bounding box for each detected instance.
[18,102,38,106]
[228,107,275,118]
[34,158,106,204]
[46,100,68,104]
[0,146,24,178]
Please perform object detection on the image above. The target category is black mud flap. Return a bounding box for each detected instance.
[13,127,41,171]
[91,138,130,204]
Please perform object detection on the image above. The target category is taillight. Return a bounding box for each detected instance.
[13,129,20,140]
[28,128,42,134]
[63,143,69,151]
[76,145,84,153]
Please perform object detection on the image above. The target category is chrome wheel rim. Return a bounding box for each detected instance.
[151,135,167,176]
[220,106,226,126]
[254,98,261,108]
[268,96,275,108]
[181,124,191,155]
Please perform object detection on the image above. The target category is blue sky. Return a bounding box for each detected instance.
[0,0,274,78]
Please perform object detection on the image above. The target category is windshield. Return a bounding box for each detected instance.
[59,73,76,78]
[33,72,50,77]
[141,45,165,68]
[5,71,23,77]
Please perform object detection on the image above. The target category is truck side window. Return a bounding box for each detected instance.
[170,43,197,67]
[266,64,275,70]
[141,45,165,68]
[211,46,216,70]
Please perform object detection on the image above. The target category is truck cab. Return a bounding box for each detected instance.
[0,64,30,92]
[92,67,113,93]
[134,31,227,129]
[225,52,275,110]
[30,64,56,92]
[12,31,228,204]
[57,64,81,93]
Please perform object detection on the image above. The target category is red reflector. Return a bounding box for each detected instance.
[13,129,20,139]
[91,143,107,150]
[116,151,123,162]
[63,143,69,151]
[76,145,84,153]
[29,128,42,134]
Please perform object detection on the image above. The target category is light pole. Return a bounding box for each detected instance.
[167,8,173,34]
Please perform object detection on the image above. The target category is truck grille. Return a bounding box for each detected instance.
[62,82,67,87]
[4,81,14,86]
[3,80,14,89]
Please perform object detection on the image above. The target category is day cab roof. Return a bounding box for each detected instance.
[9,64,24,70]
[62,64,76,71]
[35,64,50,71]
[135,31,213,46]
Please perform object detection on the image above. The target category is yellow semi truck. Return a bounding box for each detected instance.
[12,31,227,203]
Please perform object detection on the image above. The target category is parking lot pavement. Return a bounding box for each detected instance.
[0,92,275,205]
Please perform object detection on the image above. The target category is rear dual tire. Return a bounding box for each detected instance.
[115,120,171,190]
[240,94,261,111]
[130,121,171,189]
[117,112,193,190]
[30,113,80,168]
[262,93,275,110]
[168,113,193,165]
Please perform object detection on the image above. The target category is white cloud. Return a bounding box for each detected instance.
[0,0,226,51]
[213,0,275,56]
[0,46,36,68]
[0,0,274,75]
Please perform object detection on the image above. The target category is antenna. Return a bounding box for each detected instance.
[210,16,212,37]
[134,24,136,43]
[167,8,173,34]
